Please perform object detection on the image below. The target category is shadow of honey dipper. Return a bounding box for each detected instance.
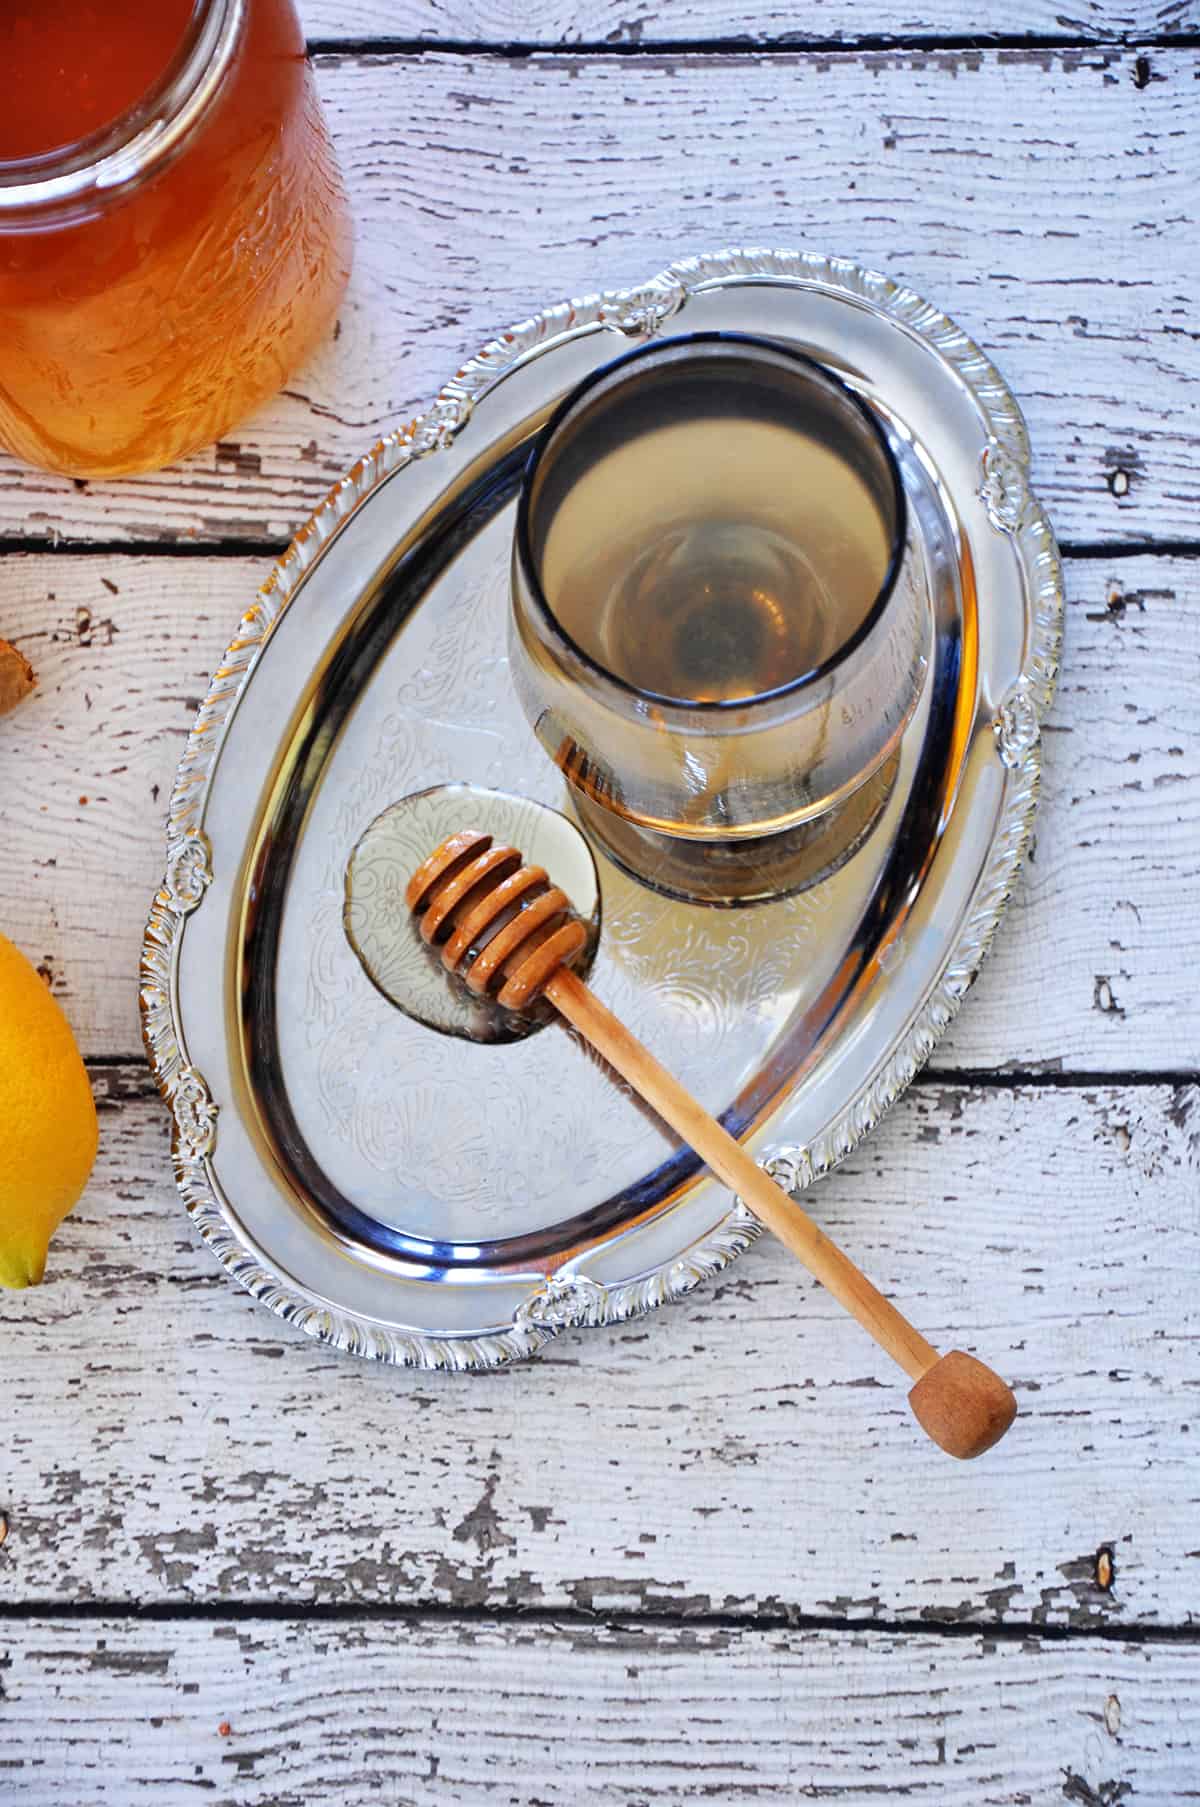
[408,829,1017,1459]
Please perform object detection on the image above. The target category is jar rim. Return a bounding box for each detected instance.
[0,0,244,217]
[514,330,909,716]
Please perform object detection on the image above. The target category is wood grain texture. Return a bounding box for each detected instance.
[1,48,1195,546]
[297,0,1200,44]
[3,1617,1196,1806]
[1,552,1195,1069]
[1,1070,1196,1623]
[2,20,1195,1795]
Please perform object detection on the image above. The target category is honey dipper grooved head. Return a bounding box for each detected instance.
[407,831,588,1011]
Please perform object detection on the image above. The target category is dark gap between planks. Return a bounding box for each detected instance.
[1,538,1197,562]
[82,1056,1200,1088]
[304,31,1200,58]
[0,1600,1196,1647]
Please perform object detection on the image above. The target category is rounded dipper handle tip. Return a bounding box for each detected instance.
[908,1351,1017,1459]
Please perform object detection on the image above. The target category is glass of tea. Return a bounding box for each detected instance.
[0,0,353,478]
[509,333,933,904]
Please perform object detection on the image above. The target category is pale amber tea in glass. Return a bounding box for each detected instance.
[510,335,933,902]
[0,0,353,477]
[539,406,894,706]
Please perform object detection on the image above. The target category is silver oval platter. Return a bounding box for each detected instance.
[140,247,1062,1368]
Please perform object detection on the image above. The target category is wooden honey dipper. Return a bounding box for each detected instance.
[407,830,1018,1458]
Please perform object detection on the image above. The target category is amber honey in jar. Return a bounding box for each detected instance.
[0,0,353,478]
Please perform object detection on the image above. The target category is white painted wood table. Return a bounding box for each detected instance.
[2,3,1198,1800]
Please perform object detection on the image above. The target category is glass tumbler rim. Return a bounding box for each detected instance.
[0,0,244,219]
[513,328,909,717]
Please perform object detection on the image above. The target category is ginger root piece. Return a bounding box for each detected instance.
[0,639,35,716]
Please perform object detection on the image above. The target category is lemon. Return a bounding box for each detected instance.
[0,931,97,1287]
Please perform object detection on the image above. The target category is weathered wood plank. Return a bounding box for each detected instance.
[2,1617,1196,1805]
[298,0,1196,44]
[950,552,1200,1072]
[1,49,1195,546]
[1,552,1195,1069]
[1,1071,1196,1623]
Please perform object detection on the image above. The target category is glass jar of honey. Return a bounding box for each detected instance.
[0,0,353,478]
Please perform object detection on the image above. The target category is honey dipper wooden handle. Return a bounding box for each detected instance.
[407,830,1015,1458]
[545,966,1016,1459]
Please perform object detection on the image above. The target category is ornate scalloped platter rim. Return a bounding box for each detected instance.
[140,246,1062,1370]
